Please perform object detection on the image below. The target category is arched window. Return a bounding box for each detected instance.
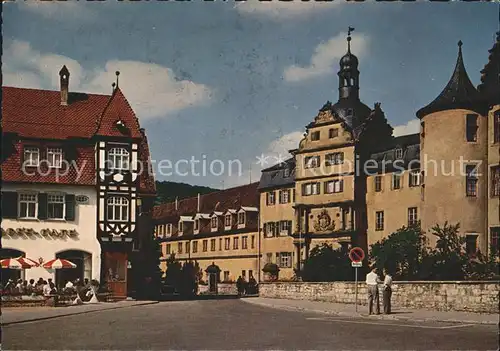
[107,196,129,222]
[107,148,129,170]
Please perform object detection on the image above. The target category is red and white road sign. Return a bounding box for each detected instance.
[348,247,365,263]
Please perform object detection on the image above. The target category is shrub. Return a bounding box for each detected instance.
[301,244,353,282]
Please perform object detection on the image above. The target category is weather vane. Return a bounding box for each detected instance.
[347,26,355,52]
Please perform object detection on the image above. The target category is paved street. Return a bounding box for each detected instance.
[2,299,498,350]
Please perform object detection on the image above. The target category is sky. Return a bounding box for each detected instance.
[3,0,499,189]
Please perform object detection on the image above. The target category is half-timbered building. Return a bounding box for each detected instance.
[1,67,156,298]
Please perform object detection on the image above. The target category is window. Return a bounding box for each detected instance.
[200,240,206,252]
[106,196,129,222]
[292,189,296,202]
[223,271,230,282]
[311,131,320,141]
[265,222,276,238]
[284,168,290,178]
[251,235,255,249]
[108,147,129,170]
[375,211,384,231]
[192,241,198,253]
[494,111,500,143]
[466,165,478,197]
[166,224,172,236]
[178,221,184,233]
[408,207,418,226]
[392,172,402,190]
[210,239,216,251]
[249,270,253,278]
[211,217,218,228]
[490,228,500,254]
[279,189,290,204]
[219,238,222,250]
[47,194,65,219]
[225,214,232,226]
[242,236,248,249]
[233,237,239,250]
[302,182,320,196]
[329,128,338,138]
[346,108,354,117]
[491,166,500,197]
[374,176,382,192]
[19,193,37,219]
[465,234,478,257]
[421,121,425,138]
[186,242,190,254]
[266,191,276,206]
[242,270,246,278]
[305,156,320,168]
[466,114,478,142]
[278,252,292,268]
[325,179,343,194]
[266,253,273,263]
[177,243,183,254]
[326,152,344,166]
[395,148,403,159]
[280,221,291,235]
[225,238,230,250]
[238,212,245,225]
[409,170,421,187]
[47,148,63,168]
[166,244,171,255]
[24,147,40,167]
[194,219,199,231]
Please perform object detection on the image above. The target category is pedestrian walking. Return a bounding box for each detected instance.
[365,266,381,315]
[383,268,393,314]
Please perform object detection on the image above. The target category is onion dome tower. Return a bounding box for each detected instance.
[331,27,371,129]
[477,31,500,107]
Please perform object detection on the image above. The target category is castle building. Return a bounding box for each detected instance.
[1,67,156,298]
[259,31,499,279]
[153,183,260,282]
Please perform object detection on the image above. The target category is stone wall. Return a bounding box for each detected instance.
[259,281,499,313]
[199,283,237,295]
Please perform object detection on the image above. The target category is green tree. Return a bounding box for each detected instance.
[164,254,182,290]
[369,222,426,279]
[137,234,163,299]
[301,244,353,282]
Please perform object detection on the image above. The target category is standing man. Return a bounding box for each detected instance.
[365,266,381,315]
[383,268,393,314]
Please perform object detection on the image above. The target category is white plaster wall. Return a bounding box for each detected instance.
[1,184,100,282]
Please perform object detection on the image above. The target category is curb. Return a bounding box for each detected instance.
[241,299,498,325]
[1,301,159,326]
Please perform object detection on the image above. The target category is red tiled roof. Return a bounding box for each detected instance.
[152,182,260,221]
[2,87,109,139]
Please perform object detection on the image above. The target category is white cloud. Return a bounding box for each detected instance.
[284,32,369,82]
[393,119,420,137]
[266,131,304,158]
[18,1,96,22]
[235,0,340,20]
[3,40,214,120]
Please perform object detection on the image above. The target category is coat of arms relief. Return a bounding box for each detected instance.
[313,209,336,232]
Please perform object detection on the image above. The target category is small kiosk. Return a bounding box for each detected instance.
[205,262,221,294]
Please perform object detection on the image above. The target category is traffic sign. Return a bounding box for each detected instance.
[351,261,362,268]
[349,247,365,263]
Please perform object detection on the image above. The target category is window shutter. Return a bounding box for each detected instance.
[288,221,292,235]
[340,180,344,192]
[1,192,18,219]
[275,221,279,237]
[38,193,48,220]
[65,194,76,221]
[263,222,268,236]
[266,192,269,205]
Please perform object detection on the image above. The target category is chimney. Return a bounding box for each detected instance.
[197,193,201,212]
[59,65,70,106]
[175,197,178,211]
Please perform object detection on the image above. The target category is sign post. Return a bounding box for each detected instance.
[349,247,365,313]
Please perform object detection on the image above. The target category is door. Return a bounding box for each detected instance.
[104,252,127,297]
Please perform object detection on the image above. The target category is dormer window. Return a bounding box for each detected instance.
[225,215,232,227]
[108,147,129,170]
[194,219,199,231]
[238,212,245,225]
[284,168,290,178]
[305,156,320,168]
[166,224,172,236]
[395,148,403,159]
[211,217,218,228]
[329,128,338,138]
[346,108,353,117]
[178,221,184,233]
[24,147,40,167]
[47,148,63,168]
